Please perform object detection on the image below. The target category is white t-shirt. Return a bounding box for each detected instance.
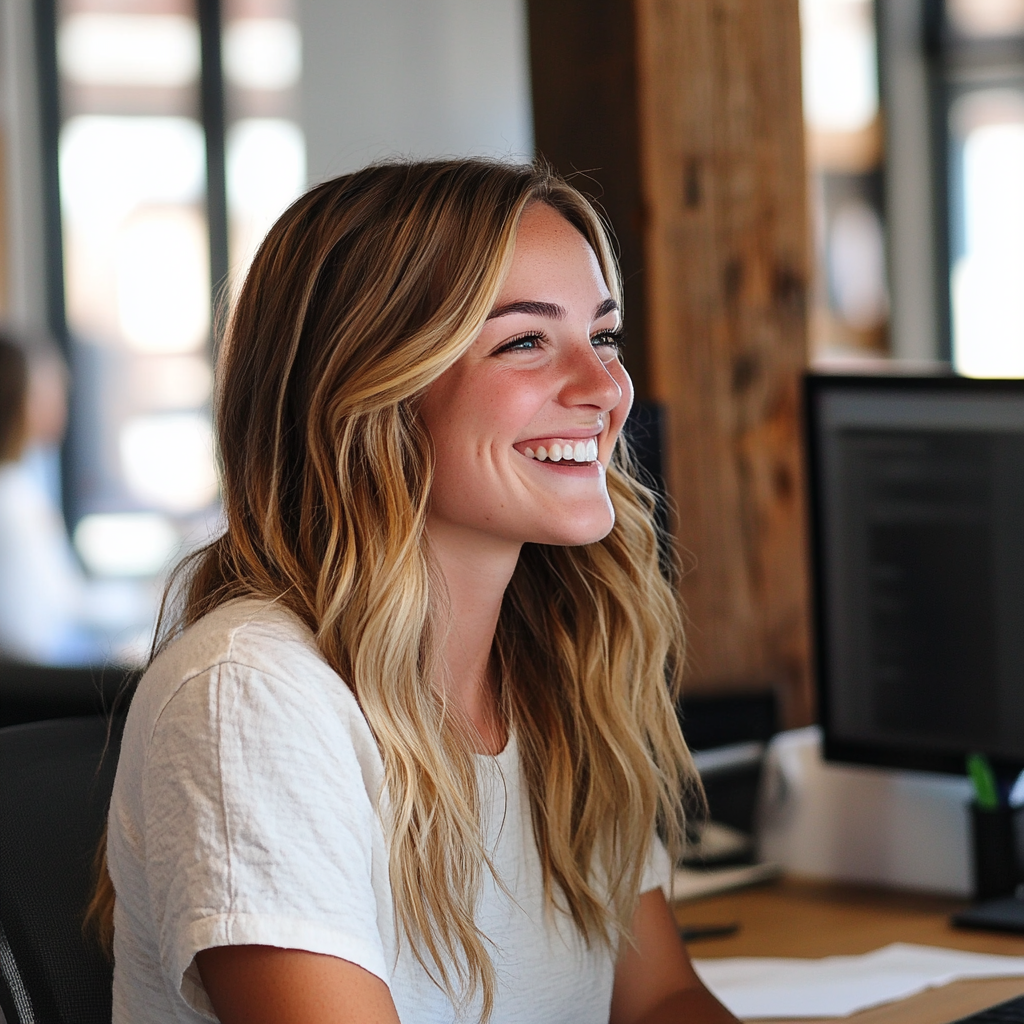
[107,598,670,1024]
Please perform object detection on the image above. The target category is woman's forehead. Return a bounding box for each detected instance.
[498,206,611,302]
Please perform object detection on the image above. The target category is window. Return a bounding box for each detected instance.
[943,0,1024,377]
[48,0,304,613]
[223,0,305,284]
[802,0,889,360]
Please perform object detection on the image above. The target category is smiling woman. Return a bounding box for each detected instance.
[90,159,736,1024]
[419,204,630,559]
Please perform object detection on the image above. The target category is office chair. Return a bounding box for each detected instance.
[0,715,123,1024]
[0,660,139,729]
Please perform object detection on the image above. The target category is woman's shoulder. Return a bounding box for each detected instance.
[152,595,324,677]
[128,597,362,742]
[176,596,322,666]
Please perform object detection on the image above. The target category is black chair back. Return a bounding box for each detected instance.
[0,716,122,1024]
[0,661,139,729]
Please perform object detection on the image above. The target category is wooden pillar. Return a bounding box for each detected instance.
[635,0,812,725]
[529,0,813,726]
[526,0,651,401]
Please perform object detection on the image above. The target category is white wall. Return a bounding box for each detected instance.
[0,0,48,332]
[298,0,533,184]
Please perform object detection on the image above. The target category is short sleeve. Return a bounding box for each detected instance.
[142,661,391,1018]
[640,836,673,898]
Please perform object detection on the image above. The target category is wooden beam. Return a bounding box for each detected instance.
[526,0,651,401]
[528,0,813,725]
[635,0,813,725]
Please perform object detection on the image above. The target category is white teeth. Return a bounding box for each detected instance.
[522,438,600,462]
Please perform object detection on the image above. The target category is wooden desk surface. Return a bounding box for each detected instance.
[673,877,1024,1024]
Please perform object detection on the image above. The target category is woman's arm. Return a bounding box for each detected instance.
[196,945,401,1024]
[609,890,739,1024]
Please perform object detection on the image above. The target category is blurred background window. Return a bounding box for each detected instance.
[802,0,1024,378]
[223,0,305,284]
[39,0,306,662]
[944,0,1024,377]
[801,0,890,361]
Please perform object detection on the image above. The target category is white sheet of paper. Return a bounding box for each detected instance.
[693,942,1024,1018]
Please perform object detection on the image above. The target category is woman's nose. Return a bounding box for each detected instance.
[557,342,624,413]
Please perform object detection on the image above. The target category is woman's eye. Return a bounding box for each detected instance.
[495,333,544,354]
[591,330,625,357]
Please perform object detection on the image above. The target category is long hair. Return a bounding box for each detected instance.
[90,159,698,1017]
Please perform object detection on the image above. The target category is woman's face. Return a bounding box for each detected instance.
[419,202,633,553]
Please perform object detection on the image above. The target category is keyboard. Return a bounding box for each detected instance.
[951,994,1024,1023]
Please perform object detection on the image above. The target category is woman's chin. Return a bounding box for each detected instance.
[527,511,616,548]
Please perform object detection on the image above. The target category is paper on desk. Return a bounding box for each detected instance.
[693,942,1024,1019]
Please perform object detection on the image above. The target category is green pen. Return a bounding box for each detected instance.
[967,753,999,810]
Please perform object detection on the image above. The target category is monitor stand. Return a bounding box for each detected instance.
[952,895,1024,934]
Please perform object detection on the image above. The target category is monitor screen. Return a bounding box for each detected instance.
[806,373,1024,775]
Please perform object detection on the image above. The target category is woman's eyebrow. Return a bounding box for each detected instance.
[485,297,620,321]
[486,300,566,321]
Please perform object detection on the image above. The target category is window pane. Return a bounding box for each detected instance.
[801,0,889,360]
[223,0,306,288]
[950,90,1024,377]
[56,0,218,647]
[802,0,879,134]
[59,13,200,87]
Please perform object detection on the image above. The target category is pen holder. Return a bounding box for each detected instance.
[971,804,1019,900]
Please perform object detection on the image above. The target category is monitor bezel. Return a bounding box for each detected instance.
[805,370,1024,778]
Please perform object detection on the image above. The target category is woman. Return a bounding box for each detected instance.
[98,160,737,1023]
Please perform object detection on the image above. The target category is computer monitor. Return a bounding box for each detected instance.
[806,372,1024,777]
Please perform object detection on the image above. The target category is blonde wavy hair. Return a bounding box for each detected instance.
[91,159,699,1018]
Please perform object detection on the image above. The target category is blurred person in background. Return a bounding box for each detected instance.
[0,330,150,665]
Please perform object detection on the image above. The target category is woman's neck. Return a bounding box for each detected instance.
[426,519,520,754]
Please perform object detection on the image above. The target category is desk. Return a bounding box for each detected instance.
[674,878,1024,1024]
